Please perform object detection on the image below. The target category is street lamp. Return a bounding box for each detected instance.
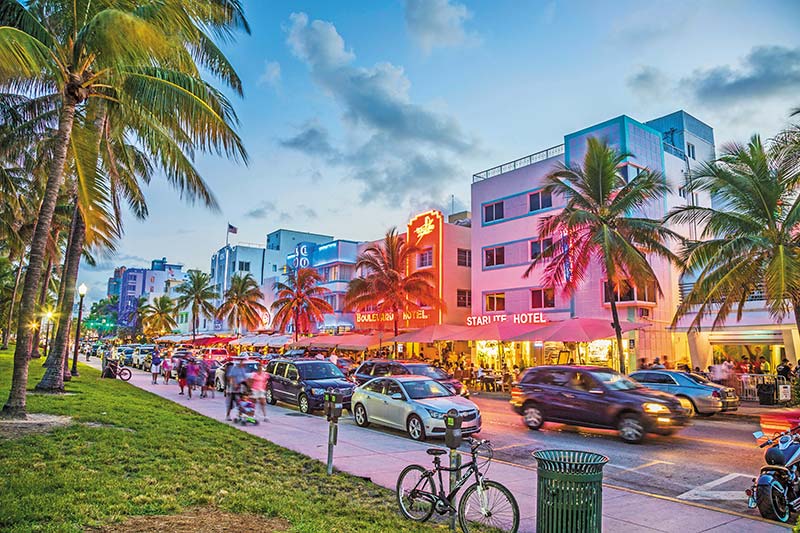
[44,310,54,358]
[71,283,87,376]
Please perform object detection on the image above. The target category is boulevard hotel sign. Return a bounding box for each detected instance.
[355,309,431,324]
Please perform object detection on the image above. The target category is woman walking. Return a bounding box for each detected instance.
[250,364,270,421]
[186,358,200,400]
[150,351,162,385]
[198,356,210,399]
[162,356,172,385]
[177,359,188,395]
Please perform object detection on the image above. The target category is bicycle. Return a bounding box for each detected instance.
[396,437,520,532]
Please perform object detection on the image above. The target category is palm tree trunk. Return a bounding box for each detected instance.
[2,258,24,350]
[393,305,399,358]
[30,256,55,359]
[43,214,75,368]
[2,97,78,418]
[607,287,626,374]
[36,208,85,392]
[293,307,299,343]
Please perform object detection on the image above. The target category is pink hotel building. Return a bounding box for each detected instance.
[466,110,762,372]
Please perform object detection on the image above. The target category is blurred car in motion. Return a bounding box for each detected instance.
[629,370,739,416]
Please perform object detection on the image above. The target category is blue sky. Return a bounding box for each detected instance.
[79,0,800,302]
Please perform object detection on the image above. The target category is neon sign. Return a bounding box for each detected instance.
[414,215,436,243]
[355,309,431,323]
[466,313,548,327]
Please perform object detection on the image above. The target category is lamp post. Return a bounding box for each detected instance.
[44,310,54,358]
[71,283,87,376]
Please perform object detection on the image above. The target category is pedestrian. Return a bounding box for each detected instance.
[185,358,199,399]
[249,364,270,421]
[226,358,250,421]
[651,357,665,369]
[198,356,210,398]
[150,351,162,384]
[759,356,771,374]
[777,358,793,380]
[205,360,216,399]
[637,357,648,370]
[662,355,672,369]
[177,359,187,395]
[162,356,172,385]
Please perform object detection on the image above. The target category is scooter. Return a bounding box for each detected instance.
[748,425,800,522]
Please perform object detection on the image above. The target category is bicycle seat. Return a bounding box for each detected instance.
[426,448,447,456]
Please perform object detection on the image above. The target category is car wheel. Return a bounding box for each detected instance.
[265,386,277,405]
[298,393,310,414]
[618,413,645,444]
[522,402,544,430]
[677,395,696,417]
[354,403,370,427]
[407,414,426,441]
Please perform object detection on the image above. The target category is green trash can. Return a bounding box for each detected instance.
[533,450,609,533]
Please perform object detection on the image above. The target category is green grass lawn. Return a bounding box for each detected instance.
[0,349,450,533]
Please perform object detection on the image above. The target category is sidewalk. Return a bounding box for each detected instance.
[94,361,786,532]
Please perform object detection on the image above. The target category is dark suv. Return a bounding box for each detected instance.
[510,365,688,444]
[265,359,355,414]
[353,360,468,397]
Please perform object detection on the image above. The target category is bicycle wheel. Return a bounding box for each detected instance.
[396,464,436,522]
[117,368,132,382]
[458,480,520,533]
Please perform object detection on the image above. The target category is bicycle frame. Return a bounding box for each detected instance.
[410,454,484,514]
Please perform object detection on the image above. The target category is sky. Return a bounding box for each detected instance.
[79,0,800,303]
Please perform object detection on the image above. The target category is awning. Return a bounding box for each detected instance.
[192,336,236,346]
[510,317,650,343]
[291,333,384,351]
[439,321,549,341]
[388,324,473,343]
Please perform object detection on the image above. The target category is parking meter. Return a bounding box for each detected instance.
[444,408,463,449]
[324,389,343,422]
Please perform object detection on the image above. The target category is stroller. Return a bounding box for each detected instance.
[235,394,259,426]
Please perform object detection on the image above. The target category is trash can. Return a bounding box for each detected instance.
[532,450,609,533]
[757,383,776,405]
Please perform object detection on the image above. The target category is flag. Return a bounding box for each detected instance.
[227,223,238,234]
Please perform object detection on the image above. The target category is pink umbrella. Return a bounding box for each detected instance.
[441,321,550,341]
[388,324,473,343]
[509,317,650,342]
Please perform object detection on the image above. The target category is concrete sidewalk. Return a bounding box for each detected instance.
[91,360,786,532]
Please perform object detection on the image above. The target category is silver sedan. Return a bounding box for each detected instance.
[630,370,740,416]
[351,375,481,441]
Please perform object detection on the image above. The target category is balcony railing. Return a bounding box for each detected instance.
[473,144,565,182]
[663,142,686,160]
[678,282,767,305]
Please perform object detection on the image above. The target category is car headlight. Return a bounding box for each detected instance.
[460,386,469,397]
[310,388,324,395]
[643,402,669,414]
[426,409,446,419]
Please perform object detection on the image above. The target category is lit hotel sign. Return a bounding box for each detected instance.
[356,309,431,324]
[466,312,548,326]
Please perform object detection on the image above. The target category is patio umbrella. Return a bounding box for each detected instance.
[441,321,549,341]
[509,317,650,342]
[388,324,473,343]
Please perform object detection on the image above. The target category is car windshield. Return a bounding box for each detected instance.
[686,373,710,384]
[592,370,640,391]
[402,379,454,399]
[300,362,344,380]
[406,365,449,380]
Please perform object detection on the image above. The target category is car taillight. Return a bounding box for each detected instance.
[511,386,522,397]
[711,390,720,399]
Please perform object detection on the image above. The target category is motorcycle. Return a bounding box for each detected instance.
[747,426,800,522]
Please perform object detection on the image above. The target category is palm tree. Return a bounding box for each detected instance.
[669,135,800,333]
[344,228,443,337]
[0,1,249,416]
[217,273,268,335]
[175,270,217,343]
[524,137,681,373]
[140,295,178,337]
[271,268,333,342]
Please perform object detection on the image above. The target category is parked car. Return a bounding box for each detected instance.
[352,360,468,397]
[214,360,261,391]
[334,357,357,375]
[281,348,308,358]
[629,370,739,416]
[265,358,355,414]
[352,376,481,441]
[132,345,156,369]
[200,347,229,361]
[510,365,688,444]
[119,347,135,366]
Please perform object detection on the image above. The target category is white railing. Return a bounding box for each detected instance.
[473,144,565,182]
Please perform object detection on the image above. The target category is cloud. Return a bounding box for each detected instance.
[258,60,282,88]
[626,65,670,100]
[682,45,800,106]
[404,0,475,54]
[244,200,277,219]
[284,12,475,206]
[84,253,147,271]
[279,122,339,157]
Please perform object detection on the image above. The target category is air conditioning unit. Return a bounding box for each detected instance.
[638,308,650,318]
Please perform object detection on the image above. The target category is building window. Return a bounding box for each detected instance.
[529,191,553,212]
[484,246,505,267]
[687,142,696,159]
[238,261,250,272]
[531,288,555,309]
[272,264,277,272]
[603,280,640,303]
[418,248,433,268]
[457,289,472,308]
[530,237,554,260]
[641,280,657,303]
[485,292,505,312]
[457,248,472,267]
[484,201,504,223]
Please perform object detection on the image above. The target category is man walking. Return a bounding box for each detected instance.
[226,358,250,421]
